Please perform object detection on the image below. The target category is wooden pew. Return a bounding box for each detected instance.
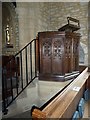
[31,68,90,119]
[79,65,87,73]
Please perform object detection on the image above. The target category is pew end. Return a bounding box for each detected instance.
[32,108,47,120]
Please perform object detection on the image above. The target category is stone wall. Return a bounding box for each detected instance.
[17,2,88,66]
[2,3,19,55]
[46,2,88,65]
[16,3,50,80]
[16,2,50,49]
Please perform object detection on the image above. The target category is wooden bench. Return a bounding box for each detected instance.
[31,68,90,119]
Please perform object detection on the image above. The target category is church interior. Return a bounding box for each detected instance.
[0,1,90,119]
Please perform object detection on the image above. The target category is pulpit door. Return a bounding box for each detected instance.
[39,38,52,74]
[39,32,65,79]
[52,37,64,75]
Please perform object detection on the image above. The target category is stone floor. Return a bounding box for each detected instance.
[1,78,90,119]
[1,78,72,118]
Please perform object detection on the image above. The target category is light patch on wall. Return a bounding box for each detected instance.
[79,44,85,64]
[79,42,88,65]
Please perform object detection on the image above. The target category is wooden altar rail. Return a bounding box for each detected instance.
[32,68,90,119]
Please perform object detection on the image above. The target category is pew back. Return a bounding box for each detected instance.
[32,68,90,119]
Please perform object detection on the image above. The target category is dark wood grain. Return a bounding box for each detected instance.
[38,31,80,81]
[32,68,90,119]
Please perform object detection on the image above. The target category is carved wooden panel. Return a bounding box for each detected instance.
[64,37,73,73]
[42,40,52,58]
[64,39,69,73]
[73,37,79,71]
[40,38,52,74]
[68,38,73,73]
[38,31,80,81]
[52,38,63,74]
[53,40,63,59]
